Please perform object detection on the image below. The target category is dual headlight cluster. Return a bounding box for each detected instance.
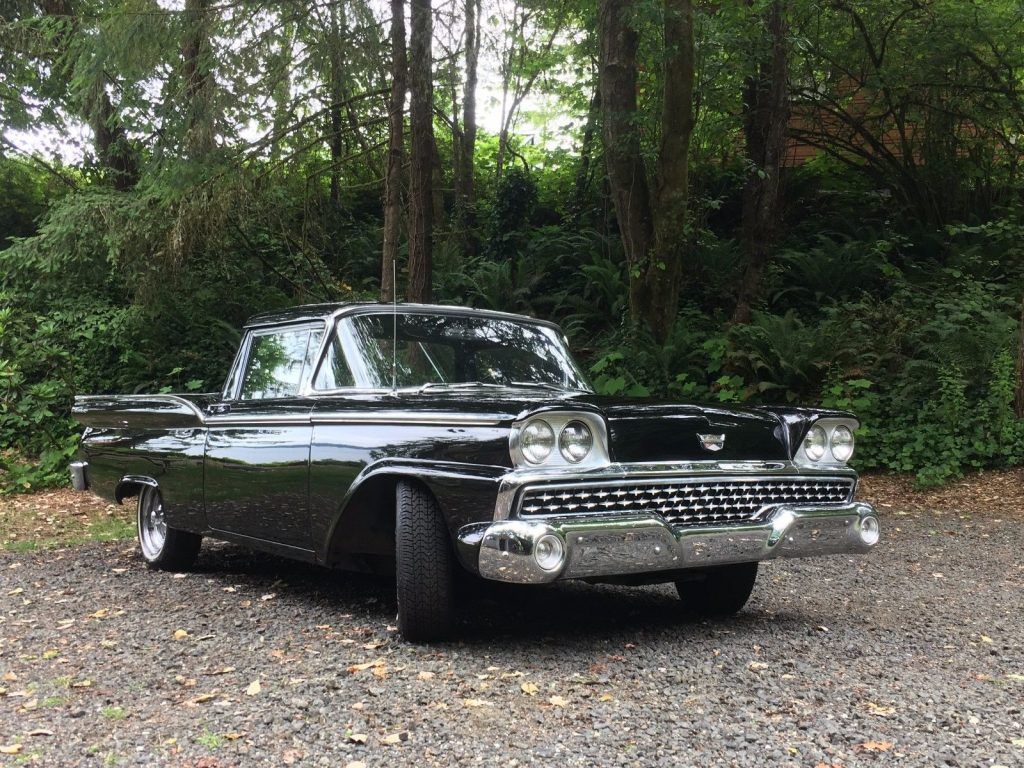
[802,423,855,463]
[520,418,594,464]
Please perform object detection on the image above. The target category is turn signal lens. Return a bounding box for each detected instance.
[803,425,827,461]
[860,516,880,546]
[534,534,565,571]
[830,425,855,462]
[521,419,555,464]
[559,420,593,463]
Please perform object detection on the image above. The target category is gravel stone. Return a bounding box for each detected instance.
[1,510,1022,766]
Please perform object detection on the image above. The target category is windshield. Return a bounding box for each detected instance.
[329,312,592,391]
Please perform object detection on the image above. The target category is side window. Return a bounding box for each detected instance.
[313,334,355,390]
[238,327,321,400]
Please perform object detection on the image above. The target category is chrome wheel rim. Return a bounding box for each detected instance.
[138,488,167,561]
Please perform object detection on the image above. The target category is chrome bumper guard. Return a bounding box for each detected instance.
[460,502,880,584]
[69,461,90,492]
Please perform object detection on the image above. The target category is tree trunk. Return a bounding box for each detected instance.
[571,86,601,224]
[381,0,408,303]
[599,0,654,326]
[1015,292,1024,419]
[732,0,790,325]
[182,0,215,158]
[599,0,695,343]
[40,0,139,189]
[453,0,480,256]
[407,0,434,303]
[327,3,346,206]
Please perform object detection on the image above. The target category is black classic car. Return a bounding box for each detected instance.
[71,303,880,640]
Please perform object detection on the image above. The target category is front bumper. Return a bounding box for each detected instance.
[458,501,880,584]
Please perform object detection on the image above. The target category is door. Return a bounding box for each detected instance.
[204,323,322,551]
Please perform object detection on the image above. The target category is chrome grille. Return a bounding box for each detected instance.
[517,476,855,528]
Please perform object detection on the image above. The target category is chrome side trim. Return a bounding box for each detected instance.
[313,413,503,427]
[205,412,504,427]
[73,393,208,422]
[465,501,880,584]
[492,460,856,521]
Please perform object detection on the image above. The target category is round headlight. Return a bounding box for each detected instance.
[803,425,827,461]
[520,419,555,464]
[559,420,593,463]
[830,425,855,462]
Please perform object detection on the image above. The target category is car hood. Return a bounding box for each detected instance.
[326,388,847,463]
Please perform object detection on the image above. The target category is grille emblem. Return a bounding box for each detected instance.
[698,433,726,452]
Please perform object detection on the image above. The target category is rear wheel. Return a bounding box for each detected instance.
[395,481,454,642]
[676,562,758,617]
[137,486,202,571]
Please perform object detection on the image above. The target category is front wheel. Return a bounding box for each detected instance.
[137,486,202,571]
[395,481,455,642]
[676,562,758,617]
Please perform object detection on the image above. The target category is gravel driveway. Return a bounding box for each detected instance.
[1,505,1022,767]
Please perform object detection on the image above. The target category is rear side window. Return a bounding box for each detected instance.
[238,326,322,400]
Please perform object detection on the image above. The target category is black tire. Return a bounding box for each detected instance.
[676,562,758,617]
[137,486,202,571]
[395,480,455,642]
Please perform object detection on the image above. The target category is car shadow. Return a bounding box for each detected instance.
[176,541,810,646]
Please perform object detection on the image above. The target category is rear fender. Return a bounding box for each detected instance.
[115,475,160,504]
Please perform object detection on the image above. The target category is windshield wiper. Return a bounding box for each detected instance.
[418,382,505,392]
[508,381,578,392]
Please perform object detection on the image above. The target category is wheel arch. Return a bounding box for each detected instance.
[115,475,160,504]
[320,461,502,569]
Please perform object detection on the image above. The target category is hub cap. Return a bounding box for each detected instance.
[138,489,167,560]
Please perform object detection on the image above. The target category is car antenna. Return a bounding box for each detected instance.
[390,260,398,395]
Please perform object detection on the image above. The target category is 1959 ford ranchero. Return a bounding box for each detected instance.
[70,303,880,640]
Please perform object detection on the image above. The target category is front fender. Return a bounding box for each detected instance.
[318,459,506,567]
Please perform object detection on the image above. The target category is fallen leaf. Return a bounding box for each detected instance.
[362,640,384,650]
[347,657,385,673]
[245,680,261,696]
[22,698,38,710]
[855,740,894,753]
[8,588,24,596]
[461,698,491,707]
[173,629,189,640]
[371,665,388,679]
[381,731,408,745]
[261,593,276,601]
[865,701,896,717]
[70,679,92,688]
[1006,673,1024,682]
[224,732,243,741]
[548,695,568,707]
[0,745,21,755]
[599,693,614,702]
[27,729,53,737]
[521,682,539,695]
[980,634,994,644]
[417,671,435,681]
[1011,738,1024,747]
[344,762,366,768]
[192,693,217,704]
[210,666,236,676]
[2,672,17,682]
[345,732,368,744]
[90,609,109,619]
[748,661,769,671]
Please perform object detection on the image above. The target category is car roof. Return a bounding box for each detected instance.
[243,302,563,332]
